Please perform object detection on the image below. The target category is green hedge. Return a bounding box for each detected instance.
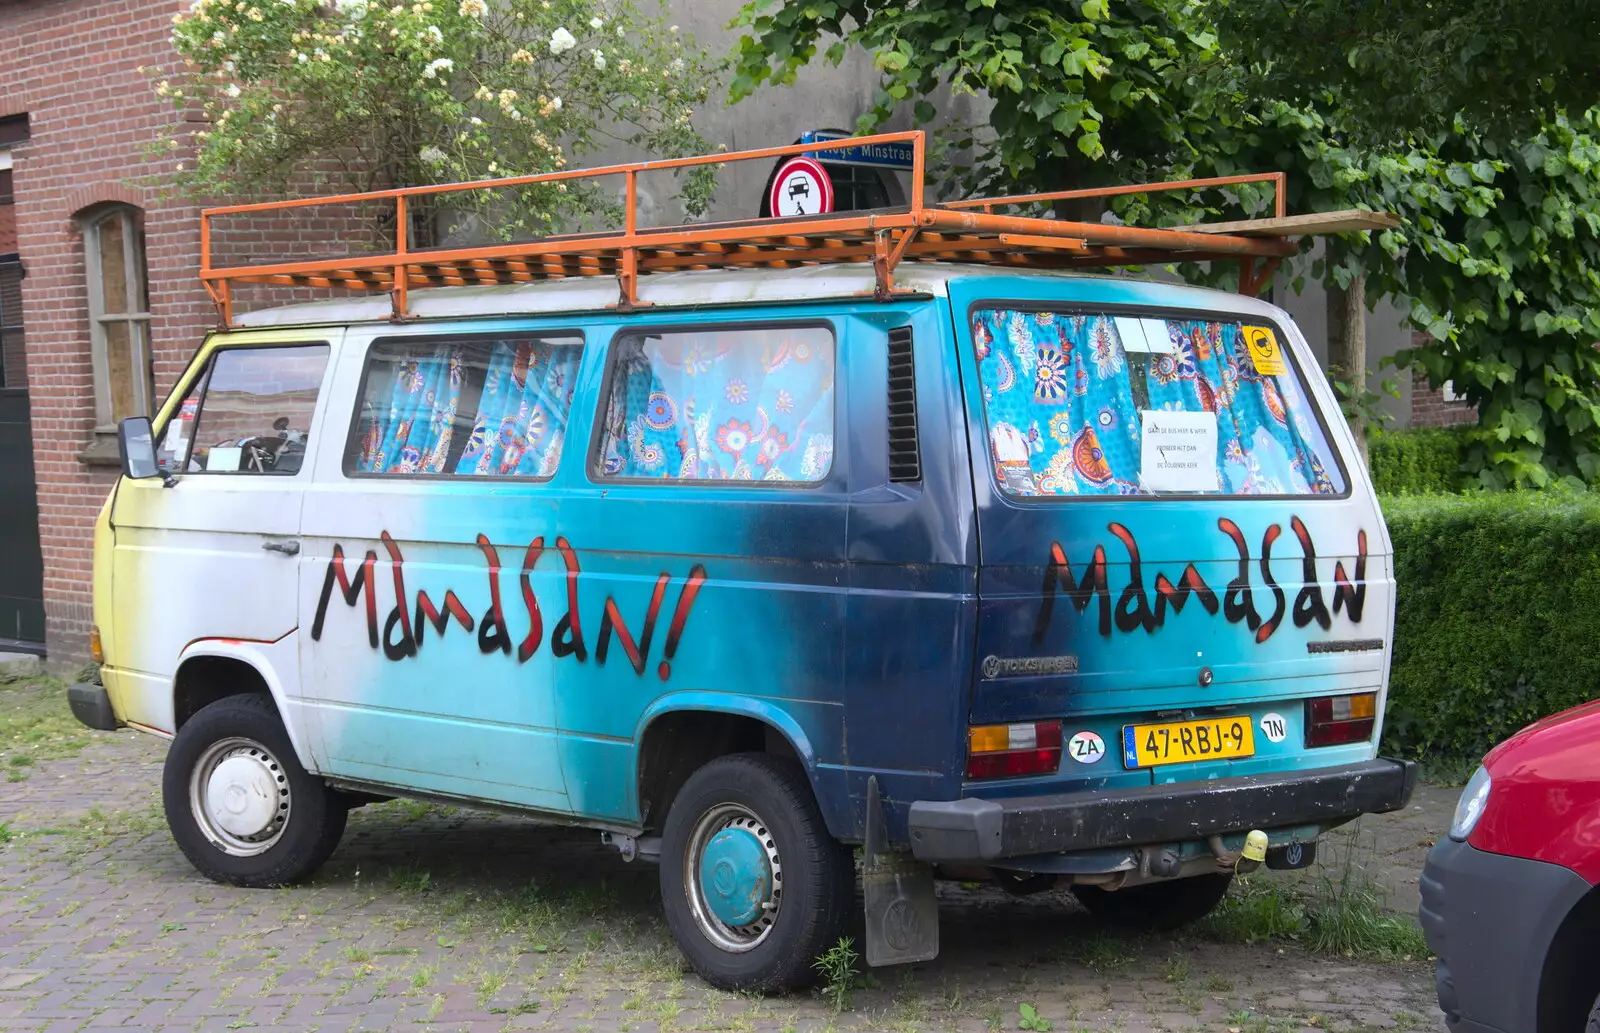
[1368,428,1470,495]
[1383,491,1600,758]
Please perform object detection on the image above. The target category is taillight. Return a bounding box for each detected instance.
[967,721,1062,778]
[1305,693,1377,747]
[89,626,104,665]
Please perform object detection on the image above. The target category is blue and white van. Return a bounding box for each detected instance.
[82,261,1415,990]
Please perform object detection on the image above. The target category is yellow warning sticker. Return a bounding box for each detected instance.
[1242,325,1286,376]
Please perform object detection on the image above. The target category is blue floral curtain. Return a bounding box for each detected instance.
[356,343,464,474]
[454,338,584,478]
[973,309,1343,496]
[597,327,835,482]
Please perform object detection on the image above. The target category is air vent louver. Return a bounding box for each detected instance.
[887,326,921,483]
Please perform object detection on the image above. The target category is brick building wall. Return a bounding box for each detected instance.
[1406,332,1477,428]
[1,0,376,665]
[3,0,196,662]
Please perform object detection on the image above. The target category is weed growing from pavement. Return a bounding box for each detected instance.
[0,677,100,771]
[813,935,860,1013]
[1062,930,1137,972]
[5,805,165,861]
[1200,822,1429,961]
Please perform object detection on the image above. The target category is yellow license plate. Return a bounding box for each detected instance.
[1122,716,1256,768]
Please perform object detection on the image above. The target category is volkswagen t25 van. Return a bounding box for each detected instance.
[76,144,1416,991]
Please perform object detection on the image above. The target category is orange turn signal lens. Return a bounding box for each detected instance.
[968,724,1012,754]
[89,626,104,665]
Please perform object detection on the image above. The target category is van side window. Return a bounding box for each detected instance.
[972,308,1346,497]
[158,344,329,475]
[595,325,835,483]
[348,334,583,478]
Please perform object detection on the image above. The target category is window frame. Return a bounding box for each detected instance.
[586,318,841,490]
[965,299,1353,503]
[82,204,153,426]
[158,341,331,478]
[341,329,588,482]
[0,256,22,393]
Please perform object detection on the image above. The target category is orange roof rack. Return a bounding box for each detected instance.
[198,130,1398,327]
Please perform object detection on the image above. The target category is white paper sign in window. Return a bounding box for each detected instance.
[1140,410,1219,492]
[1113,316,1176,354]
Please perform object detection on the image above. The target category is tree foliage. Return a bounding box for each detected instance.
[158,0,721,236]
[732,0,1600,488]
[1213,0,1600,143]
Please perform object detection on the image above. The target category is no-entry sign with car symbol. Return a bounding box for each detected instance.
[768,156,834,217]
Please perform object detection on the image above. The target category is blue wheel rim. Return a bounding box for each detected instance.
[683,804,783,952]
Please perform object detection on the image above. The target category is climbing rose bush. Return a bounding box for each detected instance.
[155,0,721,235]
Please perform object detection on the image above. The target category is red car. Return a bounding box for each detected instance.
[1421,699,1600,1033]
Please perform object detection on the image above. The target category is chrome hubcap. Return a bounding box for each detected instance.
[684,805,783,952]
[189,737,291,856]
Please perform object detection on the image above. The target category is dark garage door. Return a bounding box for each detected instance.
[0,388,45,649]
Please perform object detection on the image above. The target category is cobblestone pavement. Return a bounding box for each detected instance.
[1,728,1451,1033]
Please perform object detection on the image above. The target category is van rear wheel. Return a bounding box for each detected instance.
[162,694,346,887]
[659,753,853,992]
[1072,872,1233,930]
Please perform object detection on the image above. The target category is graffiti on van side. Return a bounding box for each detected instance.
[309,532,706,681]
[1032,516,1366,645]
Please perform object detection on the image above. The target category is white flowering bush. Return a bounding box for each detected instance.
[156,0,721,238]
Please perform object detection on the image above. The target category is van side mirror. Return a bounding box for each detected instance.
[117,416,161,480]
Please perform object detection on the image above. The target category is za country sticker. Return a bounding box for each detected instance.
[1242,325,1287,376]
[1067,730,1106,764]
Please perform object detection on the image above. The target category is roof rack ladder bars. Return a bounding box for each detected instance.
[392,194,409,321]
[869,133,928,299]
[198,211,232,328]
[195,132,1385,324]
[1237,255,1282,298]
[616,168,651,310]
[944,172,1287,219]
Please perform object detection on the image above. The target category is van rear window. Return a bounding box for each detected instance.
[971,308,1345,497]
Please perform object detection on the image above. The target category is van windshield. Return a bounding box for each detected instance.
[971,307,1346,498]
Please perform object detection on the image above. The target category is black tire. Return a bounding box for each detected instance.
[1072,872,1234,930]
[162,693,346,887]
[659,753,853,992]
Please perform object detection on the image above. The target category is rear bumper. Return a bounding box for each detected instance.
[906,757,1415,862]
[1420,837,1592,1033]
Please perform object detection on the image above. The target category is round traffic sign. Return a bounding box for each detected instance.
[768,156,834,217]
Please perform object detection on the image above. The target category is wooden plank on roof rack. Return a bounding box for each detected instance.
[1190,210,1401,237]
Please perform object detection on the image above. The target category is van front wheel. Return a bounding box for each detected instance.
[1072,872,1233,930]
[659,753,853,992]
[162,694,346,887]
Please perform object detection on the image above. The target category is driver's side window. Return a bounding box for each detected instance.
[158,344,329,475]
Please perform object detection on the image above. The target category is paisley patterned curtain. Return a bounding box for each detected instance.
[454,337,584,478]
[972,309,1343,496]
[596,326,836,482]
[355,343,464,475]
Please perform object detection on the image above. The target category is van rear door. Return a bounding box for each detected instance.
[946,275,1392,795]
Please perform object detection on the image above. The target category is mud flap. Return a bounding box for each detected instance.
[862,776,939,968]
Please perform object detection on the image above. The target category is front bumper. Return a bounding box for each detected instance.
[906,757,1415,862]
[1421,837,1591,1033]
[67,682,119,731]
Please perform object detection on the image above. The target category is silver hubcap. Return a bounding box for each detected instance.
[188,737,291,856]
[684,804,783,953]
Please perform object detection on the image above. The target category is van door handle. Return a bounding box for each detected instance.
[262,540,301,556]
